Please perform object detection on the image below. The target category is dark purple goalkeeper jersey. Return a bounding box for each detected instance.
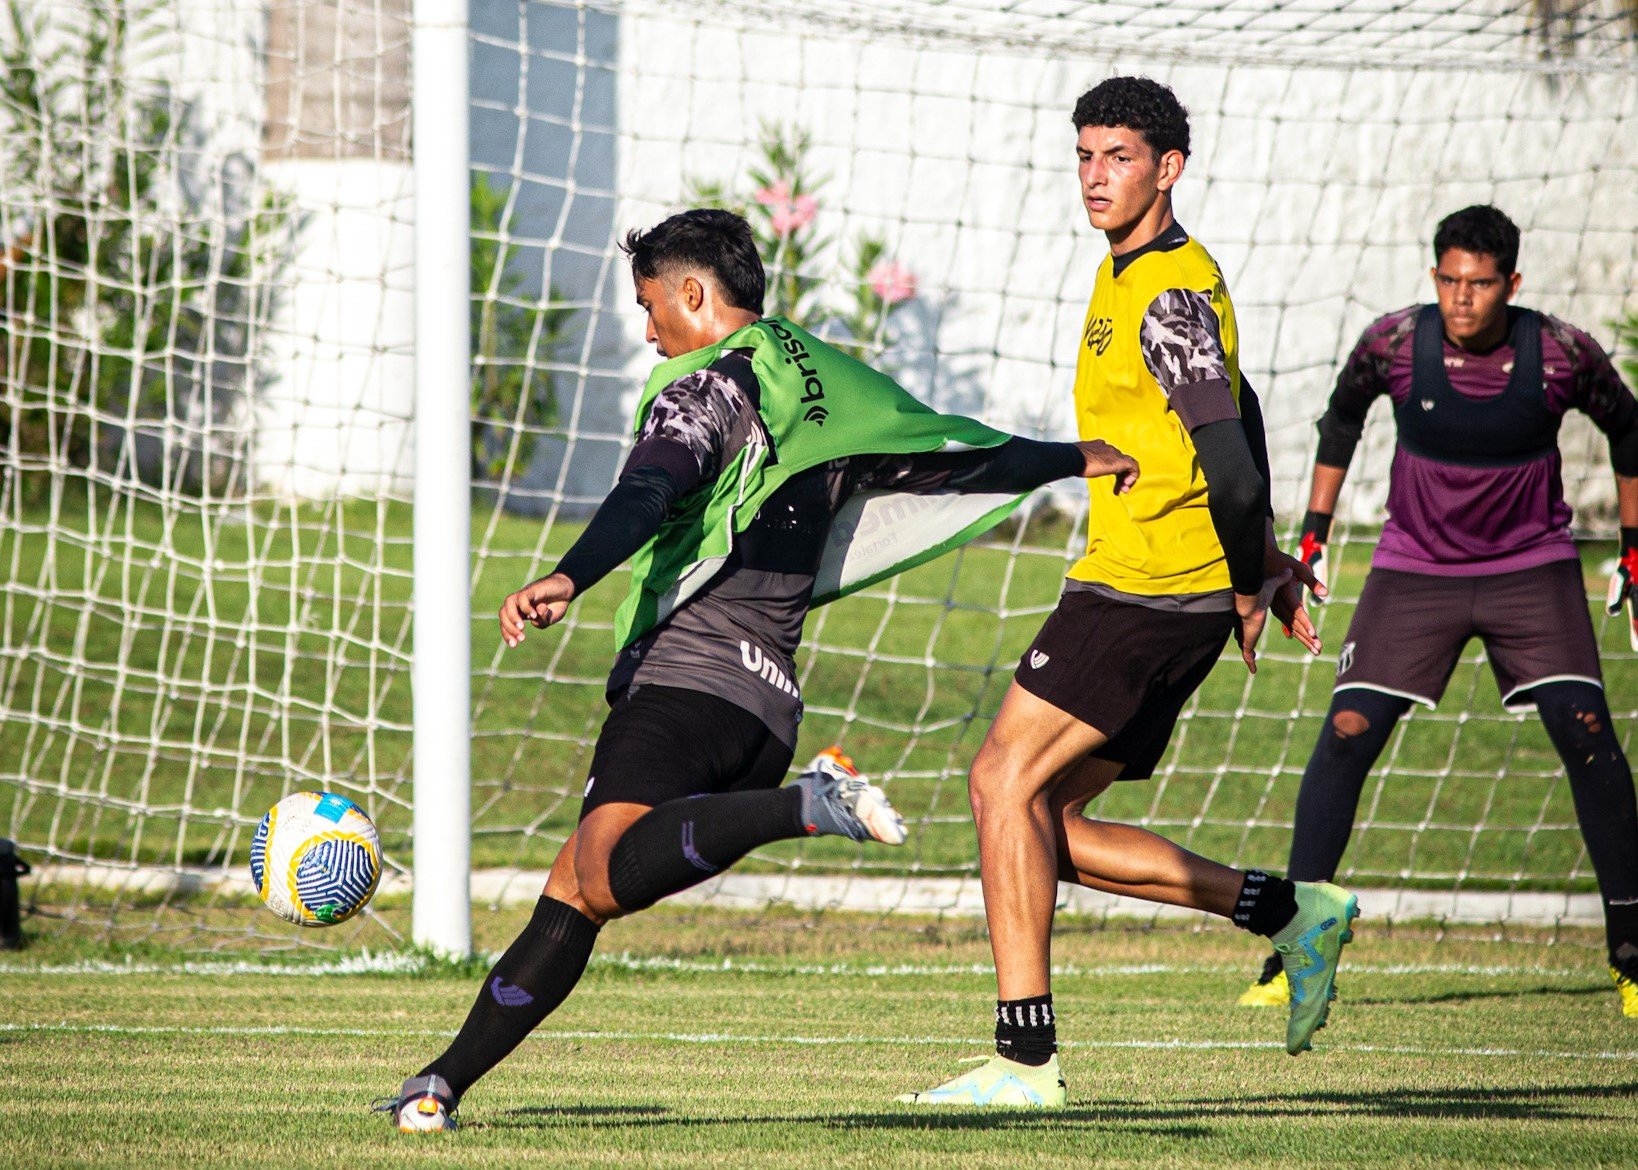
[1322,305,1635,576]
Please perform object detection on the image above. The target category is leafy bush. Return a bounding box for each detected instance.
[0,0,284,499]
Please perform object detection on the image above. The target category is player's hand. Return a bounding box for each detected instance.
[1267,549,1323,656]
[1606,532,1638,651]
[499,572,576,648]
[1233,568,1291,675]
[1076,439,1139,495]
[1295,509,1332,604]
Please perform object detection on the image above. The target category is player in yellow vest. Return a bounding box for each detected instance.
[901,77,1358,1109]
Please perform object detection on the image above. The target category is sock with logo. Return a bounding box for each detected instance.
[606,788,806,912]
[1232,870,1299,938]
[419,895,599,1099]
[994,994,1057,1066]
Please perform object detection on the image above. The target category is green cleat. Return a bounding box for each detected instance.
[1272,881,1359,1055]
[896,1054,1067,1108]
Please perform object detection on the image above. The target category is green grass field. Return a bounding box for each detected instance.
[7,489,1638,1163]
[4,906,1637,1168]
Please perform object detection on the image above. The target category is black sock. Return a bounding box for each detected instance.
[606,787,806,912]
[1287,689,1412,882]
[995,994,1056,1066]
[1533,682,1638,965]
[420,895,600,1099]
[1233,870,1299,937]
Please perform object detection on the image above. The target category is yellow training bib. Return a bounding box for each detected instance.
[1068,234,1241,597]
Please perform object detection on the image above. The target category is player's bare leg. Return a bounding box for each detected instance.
[560,804,652,922]
[895,685,1103,1108]
[968,682,1110,1000]
[1048,757,1243,914]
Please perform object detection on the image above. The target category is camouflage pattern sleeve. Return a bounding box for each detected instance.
[1542,314,1638,438]
[1138,288,1230,396]
[626,363,758,490]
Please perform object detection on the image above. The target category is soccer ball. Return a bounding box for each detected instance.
[249,791,382,926]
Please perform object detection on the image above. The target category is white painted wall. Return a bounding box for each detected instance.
[613,11,1638,525]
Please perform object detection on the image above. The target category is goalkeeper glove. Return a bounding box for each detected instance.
[1296,509,1331,604]
[1606,527,1638,651]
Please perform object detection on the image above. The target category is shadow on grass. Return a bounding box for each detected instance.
[1349,983,1614,1007]
[478,1081,1638,1132]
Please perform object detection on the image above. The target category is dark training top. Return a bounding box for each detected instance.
[554,350,1084,745]
[1315,304,1638,577]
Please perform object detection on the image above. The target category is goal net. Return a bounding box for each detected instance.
[2,0,1636,953]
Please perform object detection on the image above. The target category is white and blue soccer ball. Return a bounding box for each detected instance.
[249,791,382,926]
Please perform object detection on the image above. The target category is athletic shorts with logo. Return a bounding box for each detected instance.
[1015,588,1236,780]
[579,684,793,819]
[1334,559,1602,711]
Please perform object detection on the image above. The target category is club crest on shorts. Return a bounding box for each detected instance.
[1029,650,1049,669]
[1337,642,1355,676]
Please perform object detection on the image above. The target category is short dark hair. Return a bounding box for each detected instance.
[1071,76,1190,159]
[620,209,765,315]
[1432,205,1521,275]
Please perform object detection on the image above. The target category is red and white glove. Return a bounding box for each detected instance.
[1606,529,1638,651]
[1296,509,1331,605]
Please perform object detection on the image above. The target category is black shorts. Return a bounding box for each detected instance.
[579,684,795,819]
[1014,589,1235,780]
[1334,559,1603,711]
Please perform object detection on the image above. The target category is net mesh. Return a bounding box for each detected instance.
[2,0,1636,951]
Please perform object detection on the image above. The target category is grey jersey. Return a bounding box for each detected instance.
[604,350,1079,746]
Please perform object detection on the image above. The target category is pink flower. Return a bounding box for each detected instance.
[868,260,917,305]
[754,181,818,236]
[753,180,791,207]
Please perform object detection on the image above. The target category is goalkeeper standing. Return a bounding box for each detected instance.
[376,208,1140,1132]
[901,76,1352,1110]
[1237,204,1638,1018]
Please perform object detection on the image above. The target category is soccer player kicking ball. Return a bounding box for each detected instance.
[1238,204,1638,1018]
[376,208,1142,1131]
[900,76,1355,1111]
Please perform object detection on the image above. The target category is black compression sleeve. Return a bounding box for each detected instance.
[1191,418,1270,595]
[940,437,1084,493]
[1238,380,1275,519]
[1611,423,1638,478]
[857,436,1084,495]
[1313,369,1380,470]
[551,465,679,594]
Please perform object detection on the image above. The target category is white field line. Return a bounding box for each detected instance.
[1,1021,1634,1064]
[0,954,1606,979]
